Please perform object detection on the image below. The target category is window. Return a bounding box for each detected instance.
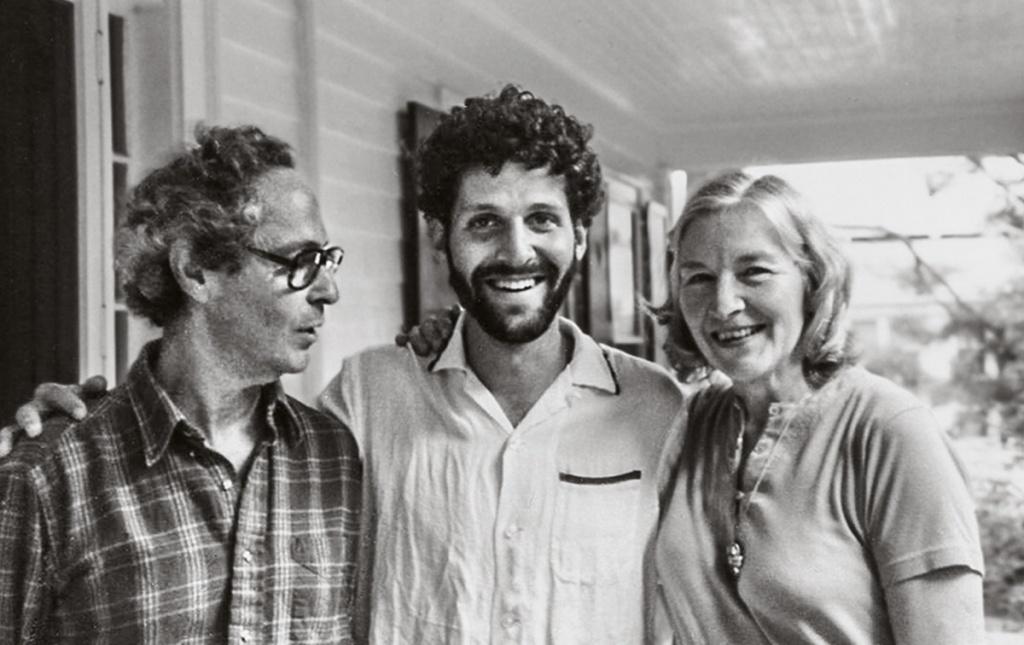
[77,0,171,384]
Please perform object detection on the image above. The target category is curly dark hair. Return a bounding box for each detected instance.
[117,124,294,327]
[416,84,605,232]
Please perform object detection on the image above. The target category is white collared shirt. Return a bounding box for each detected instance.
[320,314,683,644]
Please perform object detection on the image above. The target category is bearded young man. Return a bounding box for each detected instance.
[319,86,683,644]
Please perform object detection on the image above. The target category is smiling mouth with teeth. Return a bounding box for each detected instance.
[712,325,764,343]
[489,277,541,292]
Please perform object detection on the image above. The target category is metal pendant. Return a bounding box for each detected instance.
[726,540,744,578]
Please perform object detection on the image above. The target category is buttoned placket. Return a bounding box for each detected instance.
[734,401,799,597]
[738,404,786,498]
[182,429,265,645]
[227,440,270,645]
[183,431,268,643]
[453,368,531,642]
[493,429,534,644]
[491,372,575,644]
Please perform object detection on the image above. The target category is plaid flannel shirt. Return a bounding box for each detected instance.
[0,341,362,644]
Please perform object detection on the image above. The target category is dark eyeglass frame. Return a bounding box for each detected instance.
[245,244,345,291]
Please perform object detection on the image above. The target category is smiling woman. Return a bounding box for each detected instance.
[649,171,986,645]
[673,206,809,394]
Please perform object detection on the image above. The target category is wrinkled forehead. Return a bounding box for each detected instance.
[676,201,803,257]
[254,168,317,212]
[251,168,325,244]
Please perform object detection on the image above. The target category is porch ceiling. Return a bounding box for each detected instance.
[377,0,1024,169]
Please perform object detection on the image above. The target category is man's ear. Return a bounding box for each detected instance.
[168,239,211,303]
[574,222,588,261]
[427,218,448,261]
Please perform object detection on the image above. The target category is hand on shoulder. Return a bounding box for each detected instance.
[0,376,108,458]
[394,305,460,357]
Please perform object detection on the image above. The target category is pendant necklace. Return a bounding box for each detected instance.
[725,400,801,581]
[726,422,747,579]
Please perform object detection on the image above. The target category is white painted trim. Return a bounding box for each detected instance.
[75,0,117,382]
[170,0,217,139]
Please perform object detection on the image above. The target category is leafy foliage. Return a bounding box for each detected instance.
[974,453,1024,626]
[925,155,1024,625]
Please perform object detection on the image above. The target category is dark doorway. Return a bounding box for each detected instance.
[0,0,79,421]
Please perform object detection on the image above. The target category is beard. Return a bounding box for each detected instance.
[448,252,578,344]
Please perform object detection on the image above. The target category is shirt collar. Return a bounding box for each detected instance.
[430,311,620,395]
[125,340,303,467]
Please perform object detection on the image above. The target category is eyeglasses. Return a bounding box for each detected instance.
[245,244,345,291]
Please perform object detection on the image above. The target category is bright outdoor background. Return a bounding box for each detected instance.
[750,156,1024,639]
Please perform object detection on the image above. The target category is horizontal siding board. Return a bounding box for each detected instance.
[318,38,398,105]
[320,85,396,146]
[318,2,493,92]
[219,97,300,147]
[320,132,401,193]
[221,0,298,65]
[221,41,300,117]
[340,233,404,282]
[320,178,403,239]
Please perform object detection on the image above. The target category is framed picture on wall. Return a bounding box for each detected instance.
[584,177,644,347]
[401,101,454,326]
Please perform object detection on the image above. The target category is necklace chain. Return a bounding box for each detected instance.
[726,401,802,581]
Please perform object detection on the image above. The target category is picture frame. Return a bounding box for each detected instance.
[401,101,454,326]
[586,177,644,347]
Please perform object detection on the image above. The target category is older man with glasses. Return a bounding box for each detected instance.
[0,125,362,644]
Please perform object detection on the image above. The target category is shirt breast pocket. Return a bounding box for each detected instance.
[552,470,642,586]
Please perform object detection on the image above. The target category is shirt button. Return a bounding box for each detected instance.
[502,612,520,628]
[768,402,781,415]
[222,478,234,492]
[242,549,254,563]
[753,440,769,455]
[239,628,251,642]
[504,525,521,540]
